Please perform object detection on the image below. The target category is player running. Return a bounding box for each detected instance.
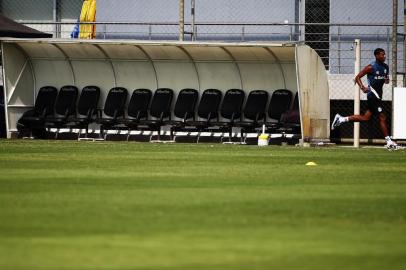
[331,48,399,150]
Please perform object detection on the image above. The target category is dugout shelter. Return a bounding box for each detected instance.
[1,38,329,142]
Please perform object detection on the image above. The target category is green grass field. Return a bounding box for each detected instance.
[0,140,405,270]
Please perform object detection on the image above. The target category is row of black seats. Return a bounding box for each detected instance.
[17,85,299,141]
[17,85,99,139]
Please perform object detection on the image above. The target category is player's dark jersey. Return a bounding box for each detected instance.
[367,61,389,99]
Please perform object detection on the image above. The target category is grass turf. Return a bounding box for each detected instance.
[0,140,405,270]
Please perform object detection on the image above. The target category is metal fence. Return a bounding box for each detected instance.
[1,0,404,141]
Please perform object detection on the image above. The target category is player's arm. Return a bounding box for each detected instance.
[385,71,390,84]
[355,65,373,93]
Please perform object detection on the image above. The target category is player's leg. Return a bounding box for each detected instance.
[378,112,399,150]
[331,110,372,130]
[366,94,396,148]
[348,110,372,122]
[370,95,400,150]
[378,113,389,137]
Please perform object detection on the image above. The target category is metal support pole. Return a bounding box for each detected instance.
[404,0,406,86]
[53,0,58,38]
[179,0,185,41]
[295,0,300,41]
[299,0,305,42]
[354,39,361,148]
[290,26,293,41]
[387,27,391,66]
[392,0,398,88]
[191,0,196,41]
[392,0,398,138]
[338,26,341,73]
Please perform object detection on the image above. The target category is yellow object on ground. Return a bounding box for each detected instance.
[257,133,269,146]
[305,161,317,166]
[79,0,97,39]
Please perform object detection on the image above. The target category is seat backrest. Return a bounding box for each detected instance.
[127,88,152,119]
[34,86,58,116]
[103,87,128,118]
[220,89,245,120]
[149,88,174,119]
[196,89,222,120]
[243,90,269,121]
[292,92,299,110]
[174,88,199,120]
[54,85,78,116]
[268,89,293,121]
[77,86,100,117]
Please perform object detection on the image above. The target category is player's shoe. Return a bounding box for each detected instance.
[386,141,400,151]
[331,113,342,130]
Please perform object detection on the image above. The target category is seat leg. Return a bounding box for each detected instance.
[243,131,248,144]
[126,129,130,141]
[240,129,244,143]
[228,128,232,143]
[219,131,227,143]
[173,130,178,142]
[99,126,105,140]
[149,130,153,142]
[103,128,108,140]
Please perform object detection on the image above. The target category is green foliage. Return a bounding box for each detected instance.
[0,140,405,269]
